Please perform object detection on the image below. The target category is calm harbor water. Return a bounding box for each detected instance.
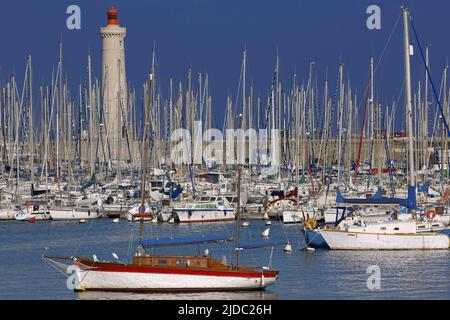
[0,219,448,300]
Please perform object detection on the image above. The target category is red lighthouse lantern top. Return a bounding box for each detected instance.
[107,7,119,25]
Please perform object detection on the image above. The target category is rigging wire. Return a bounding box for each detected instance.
[409,14,450,137]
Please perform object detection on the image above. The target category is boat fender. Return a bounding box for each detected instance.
[305,218,317,230]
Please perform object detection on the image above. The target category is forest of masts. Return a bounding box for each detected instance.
[1,44,449,190]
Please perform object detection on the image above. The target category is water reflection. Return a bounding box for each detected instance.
[77,290,278,300]
[1,218,449,299]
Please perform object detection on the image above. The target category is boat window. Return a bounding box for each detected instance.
[176,259,189,266]
[394,228,399,231]
[418,225,425,229]
[151,181,163,188]
[432,224,440,227]
[158,259,168,265]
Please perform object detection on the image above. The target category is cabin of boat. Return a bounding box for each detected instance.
[345,220,417,234]
[75,254,278,277]
[175,196,233,210]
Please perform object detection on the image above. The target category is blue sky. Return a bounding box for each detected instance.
[0,0,448,130]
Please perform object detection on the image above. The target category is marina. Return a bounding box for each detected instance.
[1,219,449,299]
[0,2,449,300]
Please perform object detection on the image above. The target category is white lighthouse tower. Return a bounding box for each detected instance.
[100,7,127,162]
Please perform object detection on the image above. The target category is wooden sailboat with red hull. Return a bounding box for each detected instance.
[73,257,277,292]
[44,236,278,292]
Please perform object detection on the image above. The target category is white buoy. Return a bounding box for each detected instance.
[151,216,158,224]
[93,254,99,262]
[261,228,270,238]
[113,218,119,223]
[265,220,272,226]
[284,242,292,252]
[242,221,250,227]
[112,252,119,260]
[79,219,86,224]
[306,246,316,252]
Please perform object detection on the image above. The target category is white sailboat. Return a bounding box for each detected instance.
[319,220,448,250]
[318,7,449,250]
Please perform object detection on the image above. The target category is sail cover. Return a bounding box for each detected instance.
[236,241,280,250]
[141,236,233,248]
[335,186,417,210]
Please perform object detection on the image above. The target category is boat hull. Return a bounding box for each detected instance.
[126,213,153,222]
[74,263,277,292]
[50,208,102,221]
[157,210,174,222]
[174,209,235,223]
[0,208,16,220]
[319,230,450,250]
[305,230,330,249]
[15,211,51,221]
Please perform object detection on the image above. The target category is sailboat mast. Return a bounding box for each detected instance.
[139,73,154,242]
[337,64,344,186]
[88,55,94,177]
[402,6,416,190]
[234,114,243,268]
[29,55,34,185]
[424,46,429,168]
